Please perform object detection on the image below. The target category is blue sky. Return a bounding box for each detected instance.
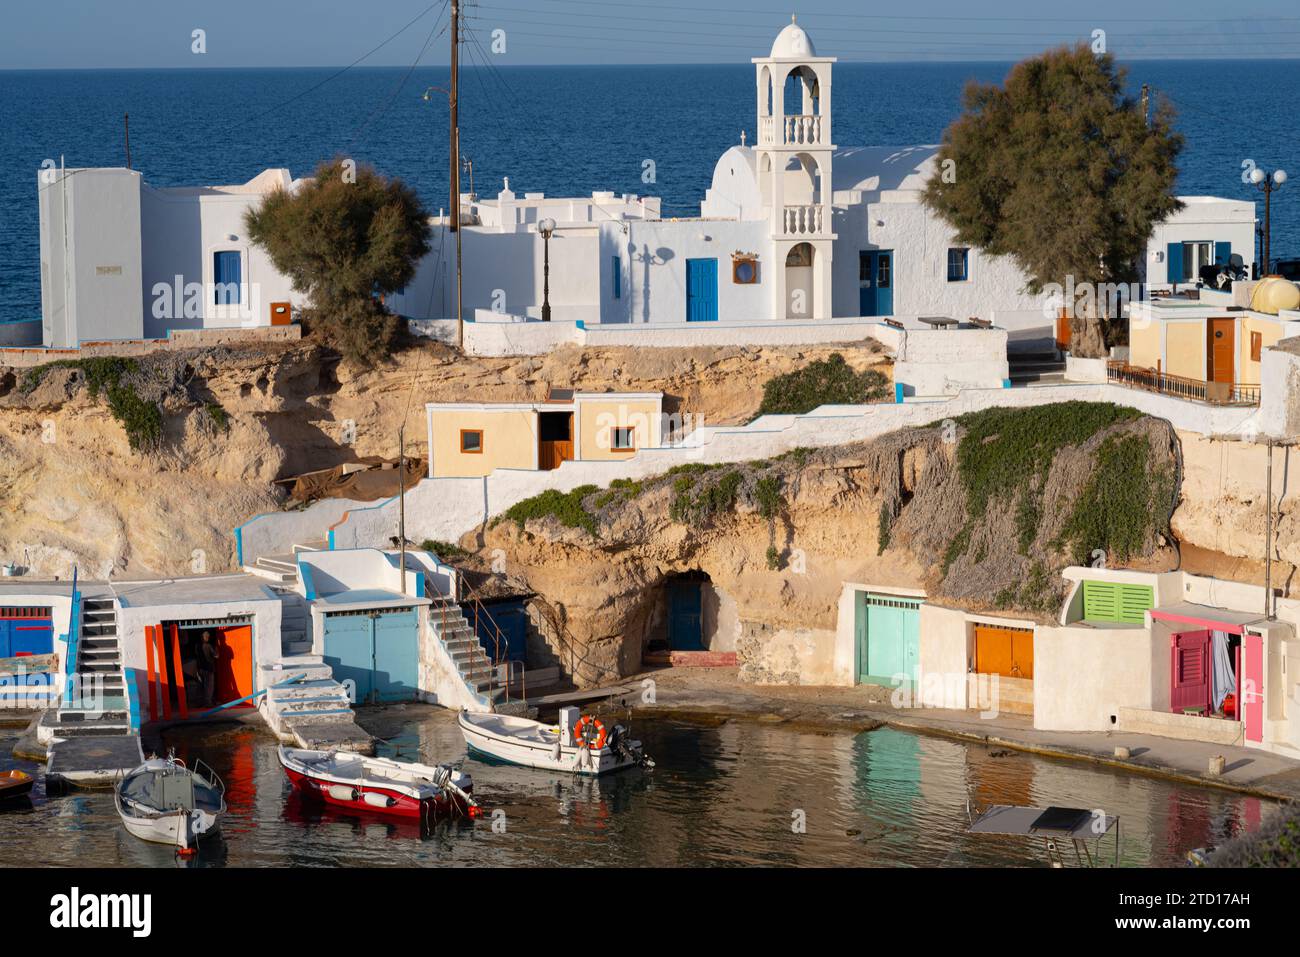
[3,0,1300,68]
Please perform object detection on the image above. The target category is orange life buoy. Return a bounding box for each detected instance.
[572,715,607,750]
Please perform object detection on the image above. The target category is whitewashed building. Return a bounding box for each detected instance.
[33,18,1258,349]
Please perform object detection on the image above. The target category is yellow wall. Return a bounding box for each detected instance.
[1239,314,1284,386]
[430,409,536,477]
[1164,321,1204,380]
[1129,313,1162,369]
[577,398,662,460]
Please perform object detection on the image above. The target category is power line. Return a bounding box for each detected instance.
[247,1,448,126]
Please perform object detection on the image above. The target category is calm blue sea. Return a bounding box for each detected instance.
[1,60,1297,323]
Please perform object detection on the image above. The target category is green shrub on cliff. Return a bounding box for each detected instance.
[756,353,890,417]
[20,356,163,451]
[499,485,599,536]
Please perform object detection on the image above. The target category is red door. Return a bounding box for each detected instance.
[1242,632,1264,744]
[1170,629,1211,714]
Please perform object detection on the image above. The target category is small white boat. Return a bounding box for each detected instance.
[278,746,480,820]
[459,706,653,776]
[114,754,226,853]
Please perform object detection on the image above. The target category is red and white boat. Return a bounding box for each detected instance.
[278,746,481,820]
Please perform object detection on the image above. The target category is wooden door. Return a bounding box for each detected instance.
[215,625,254,707]
[1242,632,1264,744]
[1207,319,1235,384]
[1170,629,1212,714]
[538,412,573,470]
[973,624,1034,679]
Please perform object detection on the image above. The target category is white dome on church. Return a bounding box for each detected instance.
[770,17,816,58]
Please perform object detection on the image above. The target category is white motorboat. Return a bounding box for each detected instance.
[458,706,653,776]
[278,746,480,820]
[114,754,226,853]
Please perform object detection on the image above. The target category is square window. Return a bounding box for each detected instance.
[947,248,969,282]
[460,430,483,453]
[213,250,242,304]
[611,426,636,451]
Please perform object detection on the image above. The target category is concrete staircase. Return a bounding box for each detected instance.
[52,596,131,736]
[44,595,145,788]
[276,589,312,656]
[1008,350,1066,387]
[429,602,516,709]
[258,657,372,753]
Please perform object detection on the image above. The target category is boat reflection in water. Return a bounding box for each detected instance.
[0,706,1277,868]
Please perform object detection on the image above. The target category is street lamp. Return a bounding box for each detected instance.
[1248,165,1287,275]
[538,217,556,322]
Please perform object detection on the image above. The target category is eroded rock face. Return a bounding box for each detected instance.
[471,415,1183,686]
[0,339,888,580]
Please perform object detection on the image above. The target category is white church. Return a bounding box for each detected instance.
[30,18,1257,349]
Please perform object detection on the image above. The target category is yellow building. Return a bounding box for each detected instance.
[425,390,664,478]
[1123,282,1300,403]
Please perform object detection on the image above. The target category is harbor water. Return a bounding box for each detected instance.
[0,707,1272,867]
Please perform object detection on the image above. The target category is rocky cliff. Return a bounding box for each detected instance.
[471,404,1183,684]
[0,338,888,578]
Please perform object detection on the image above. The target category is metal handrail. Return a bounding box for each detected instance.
[1106,360,1261,407]
[525,596,624,688]
[426,581,523,704]
[65,566,81,702]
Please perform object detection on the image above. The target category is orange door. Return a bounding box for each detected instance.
[215,625,254,706]
[1208,319,1235,384]
[1055,308,1071,352]
[974,625,1034,679]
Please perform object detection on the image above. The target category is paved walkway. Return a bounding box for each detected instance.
[630,668,1300,802]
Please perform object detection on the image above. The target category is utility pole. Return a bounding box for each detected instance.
[1265,438,1274,619]
[450,0,463,350]
[398,422,407,596]
[124,114,132,169]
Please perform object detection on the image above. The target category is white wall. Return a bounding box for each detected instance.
[39,168,145,347]
[1145,198,1257,285]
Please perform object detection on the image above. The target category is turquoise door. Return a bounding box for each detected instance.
[324,613,375,704]
[668,582,704,651]
[856,593,920,686]
[686,258,718,322]
[858,251,894,316]
[372,608,419,702]
[324,608,420,704]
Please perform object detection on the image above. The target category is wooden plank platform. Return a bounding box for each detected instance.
[46,734,144,789]
[526,683,641,709]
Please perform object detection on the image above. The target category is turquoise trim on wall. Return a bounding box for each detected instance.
[126,670,141,732]
[894,383,904,404]
[1003,378,1011,389]
[234,526,244,566]
[298,559,318,601]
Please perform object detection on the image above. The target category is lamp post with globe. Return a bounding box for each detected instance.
[1248,165,1287,275]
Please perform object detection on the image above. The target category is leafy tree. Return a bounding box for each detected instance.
[923,44,1183,357]
[245,158,431,364]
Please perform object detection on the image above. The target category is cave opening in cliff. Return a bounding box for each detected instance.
[642,570,729,664]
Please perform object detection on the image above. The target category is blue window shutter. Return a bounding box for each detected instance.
[612,256,621,299]
[1215,241,1231,266]
[1166,243,1184,283]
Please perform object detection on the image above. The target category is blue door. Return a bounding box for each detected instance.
[323,614,375,704]
[858,250,894,317]
[473,601,527,663]
[686,258,718,322]
[0,611,54,658]
[213,250,242,305]
[372,609,419,702]
[668,582,704,650]
[324,609,420,704]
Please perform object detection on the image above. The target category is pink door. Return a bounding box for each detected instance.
[1243,632,1264,744]
[1170,630,1211,714]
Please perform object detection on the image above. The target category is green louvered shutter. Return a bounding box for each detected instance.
[1082,581,1153,623]
[1117,584,1154,624]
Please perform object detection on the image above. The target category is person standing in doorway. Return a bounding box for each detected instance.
[198,630,217,707]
